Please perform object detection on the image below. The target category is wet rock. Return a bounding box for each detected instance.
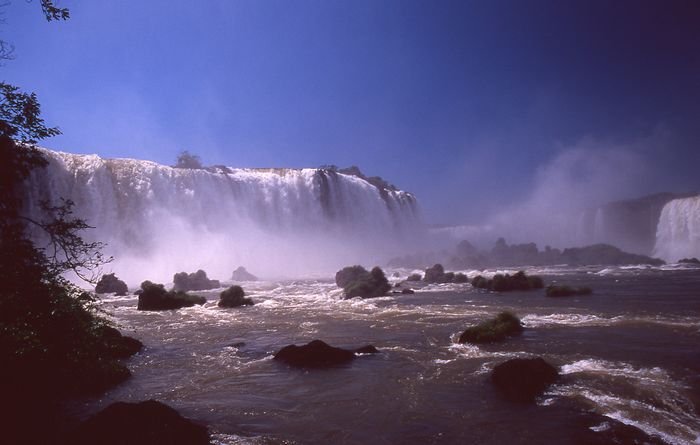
[406,273,422,281]
[471,271,544,292]
[172,269,220,292]
[335,265,391,299]
[95,273,128,296]
[99,326,143,359]
[458,312,523,344]
[231,266,258,281]
[67,400,210,445]
[274,340,379,368]
[137,281,206,311]
[423,264,447,283]
[491,357,558,402]
[218,285,254,307]
[401,288,415,294]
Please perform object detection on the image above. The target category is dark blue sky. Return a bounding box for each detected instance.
[3,0,699,223]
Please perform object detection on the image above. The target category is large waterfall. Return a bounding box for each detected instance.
[653,196,700,262]
[23,149,421,283]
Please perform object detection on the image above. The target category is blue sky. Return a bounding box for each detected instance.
[2,0,699,223]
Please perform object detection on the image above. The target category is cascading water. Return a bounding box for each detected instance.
[653,196,700,262]
[22,149,422,284]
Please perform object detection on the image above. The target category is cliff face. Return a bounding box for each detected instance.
[22,149,422,281]
[653,195,700,262]
[577,193,696,255]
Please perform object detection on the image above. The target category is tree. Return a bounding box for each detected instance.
[174,150,203,169]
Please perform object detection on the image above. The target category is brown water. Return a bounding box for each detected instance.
[76,264,700,444]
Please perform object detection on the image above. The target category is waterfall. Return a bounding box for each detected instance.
[23,149,421,283]
[653,196,700,262]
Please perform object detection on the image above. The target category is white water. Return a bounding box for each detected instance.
[23,149,422,284]
[654,196,700,262]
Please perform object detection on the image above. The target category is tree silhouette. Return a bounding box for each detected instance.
[174,150,203,169]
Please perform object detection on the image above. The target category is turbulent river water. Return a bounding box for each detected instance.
[72,264,700,445]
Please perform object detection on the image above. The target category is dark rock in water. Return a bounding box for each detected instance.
[99,326,143,359]
[453,272,469,283]
[471,271,544,292]
[95,273,128,296]
[560,244,664,266]
[406,273,422,281]
[335,265,391,299]
[231,266,258,281]
[218,285,254,307]
[401,288,415,294]
[424,264,446,283]
[679,257,700,265]
[458,312,523,344]
[491,357,558,402]
[137,281,206,311]
[335,265,369,288]
[274,340,379,368]
[173,269,220,292]
[67,400,210,445]
[546,285,593,298]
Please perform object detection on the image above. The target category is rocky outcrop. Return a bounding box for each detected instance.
[471,271,544,292]
[335,265,391,299]
[218,285,254,307]
[273,340,379,368]
[137,281,206,311]
[423,264,469,284]
[491,357,558,402]
[458,312,523,344]
[172,270,220,292]
[67,400,210,445]
[95,273,128,295]
[98,326,143,359]
[231,266,258,281]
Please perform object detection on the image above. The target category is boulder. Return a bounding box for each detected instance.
[172,269,220,292]
[67,400,210,445]
[335,265,391,299]
[274,340,379,368]
[471,271,544,292]
[401,288,415,294]
[218,285,254,307]
[95,273,128,296]
[406,273,422,281]
[98,326,143,359]
[423,264,446,283]
[491,357,558,402]
[137,281,206,311]
[231,266,258,281]
[458,312,523,344]
[453,272,469,283]
[545,285,593,297]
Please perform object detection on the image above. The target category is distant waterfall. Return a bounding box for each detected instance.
[23,149,421,282]
[653,196,700,262]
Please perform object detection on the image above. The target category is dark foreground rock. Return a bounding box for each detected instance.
[67,400,210,445]
[491,357,558,402]
[231,266,258,281]
[546,285,593,297]
[335,265,391,298]
[471,270,544,292]
[99,326,143,359]
[95,273,128,295]
[274,340,379,368]
[218,285,254,307]
[137,281,206,311]
[458,312,523,344]
[173,269,220,292]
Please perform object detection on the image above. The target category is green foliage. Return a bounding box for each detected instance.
[335,265,391,299]
[174,150,203,169]
[137,281,206,310]
[458,312,523,344]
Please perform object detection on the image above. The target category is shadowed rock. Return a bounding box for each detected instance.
[172,269,220,292]
[491,357,558,402]
[545,285,593,297]
[471,271,544,292]
[218,285,254,307]
[231,266,258,281]
[458,312,523,344]
[99,326,143,359]
[274,340,379,368]
[335,265,391,299]
[67,400,210,445]
[137,281,206,311]
[95,273,128,296]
